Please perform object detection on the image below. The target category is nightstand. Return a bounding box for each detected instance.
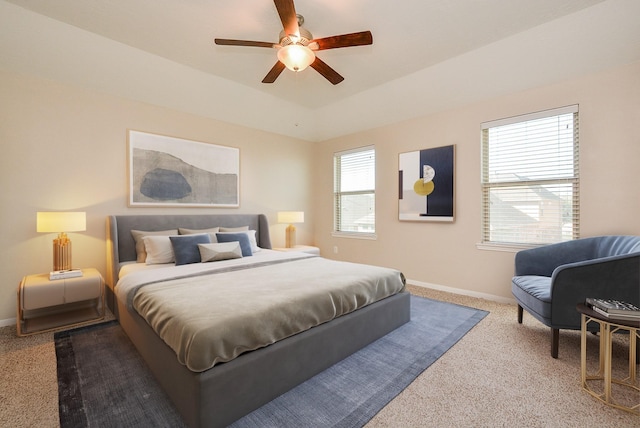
[17,268,105,336]
[273,245,320,255]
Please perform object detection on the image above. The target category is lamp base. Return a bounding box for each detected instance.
[53,233,72,271]
[285,224,297,248]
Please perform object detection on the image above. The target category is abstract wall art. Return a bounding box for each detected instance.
[128,130,239,207]
[398,145,455,222]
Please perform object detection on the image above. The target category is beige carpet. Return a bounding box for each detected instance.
[1,285,637,427]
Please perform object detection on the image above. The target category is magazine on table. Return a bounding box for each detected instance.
[585,298,640,321]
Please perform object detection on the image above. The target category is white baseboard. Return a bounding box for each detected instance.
[407,279,516,305]
[0,317,16,328]
[0,282,514,327]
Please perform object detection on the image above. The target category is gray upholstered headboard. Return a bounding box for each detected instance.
[105,214,271,311]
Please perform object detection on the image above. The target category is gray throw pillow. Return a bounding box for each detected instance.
[198,242,243,262]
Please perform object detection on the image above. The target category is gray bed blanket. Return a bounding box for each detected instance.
[127,256,406,372]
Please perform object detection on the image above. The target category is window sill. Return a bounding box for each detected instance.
[332,232,377,241]
[476,242,538,253]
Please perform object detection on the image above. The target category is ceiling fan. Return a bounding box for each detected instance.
[214,0,373,85]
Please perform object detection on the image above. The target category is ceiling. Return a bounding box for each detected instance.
[1,0,639,142]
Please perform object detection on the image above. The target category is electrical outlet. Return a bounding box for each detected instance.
[333,246,338,254]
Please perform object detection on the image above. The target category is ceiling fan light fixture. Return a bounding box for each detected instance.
[214,5,372,84]
[277,44,315,72]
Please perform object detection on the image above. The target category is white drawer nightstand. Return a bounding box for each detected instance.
[17,268,105,336]
[273,245,320,255]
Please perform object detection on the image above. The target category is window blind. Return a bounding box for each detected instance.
[481,105,579,246]
[333,146,375,235]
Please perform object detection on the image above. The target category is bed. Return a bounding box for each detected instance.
[106,214,410,427]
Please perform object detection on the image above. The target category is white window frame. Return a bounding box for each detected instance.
[479,105,579,250]
[333,146,376,239]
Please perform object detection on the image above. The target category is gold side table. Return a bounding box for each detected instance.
[577,303,639,415]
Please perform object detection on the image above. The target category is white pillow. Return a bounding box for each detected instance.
[198,242,243,262]
[131,229,178,263]
[216,230,260,252]
[143,235,175,264]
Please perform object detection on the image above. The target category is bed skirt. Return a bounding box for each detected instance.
[117,291,411,428]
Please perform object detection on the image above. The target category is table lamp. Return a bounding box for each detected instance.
[277,211,304,248]
[37,211,86,271]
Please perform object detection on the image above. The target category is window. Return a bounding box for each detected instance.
[481,105,579,247]
[333,146,375,237]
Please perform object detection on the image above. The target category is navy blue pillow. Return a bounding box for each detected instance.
[170,234,211,265]
[216,233,253,257]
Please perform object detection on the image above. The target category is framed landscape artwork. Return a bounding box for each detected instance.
[398,145,455,222]
[128,130,240,207]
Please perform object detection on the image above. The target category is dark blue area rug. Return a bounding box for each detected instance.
[56,296,487,427]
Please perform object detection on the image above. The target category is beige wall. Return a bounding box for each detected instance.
[312,62,640,301]
[0,70,315,322]
[2,61,638,322]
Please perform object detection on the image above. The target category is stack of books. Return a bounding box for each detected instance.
[585,298,640,322]
[49,269,83,280]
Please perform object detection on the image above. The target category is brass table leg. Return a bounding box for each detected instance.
[629,328,637,384]
[602,322,612,403]
[580,314,587,387]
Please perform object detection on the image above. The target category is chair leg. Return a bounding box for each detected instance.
[517,305,523,324]
[551,328,559,359]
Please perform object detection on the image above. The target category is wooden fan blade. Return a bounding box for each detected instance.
[310,31,373,51]
[310,57,344,85]
[262,61,286,83]
[215,39,276,48]
[274,0,299,38]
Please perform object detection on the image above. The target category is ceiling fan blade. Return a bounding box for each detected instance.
[274,0,299,38]
[215,39,276,48]
[262,61,286,83]
[310,31,373,51]
[310,57,344,85]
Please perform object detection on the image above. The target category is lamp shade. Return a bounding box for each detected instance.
[277,211,304,224]
[37,212,86,233]
[277,45,315,72]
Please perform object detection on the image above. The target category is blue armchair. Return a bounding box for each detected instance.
[511,236,640,358]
